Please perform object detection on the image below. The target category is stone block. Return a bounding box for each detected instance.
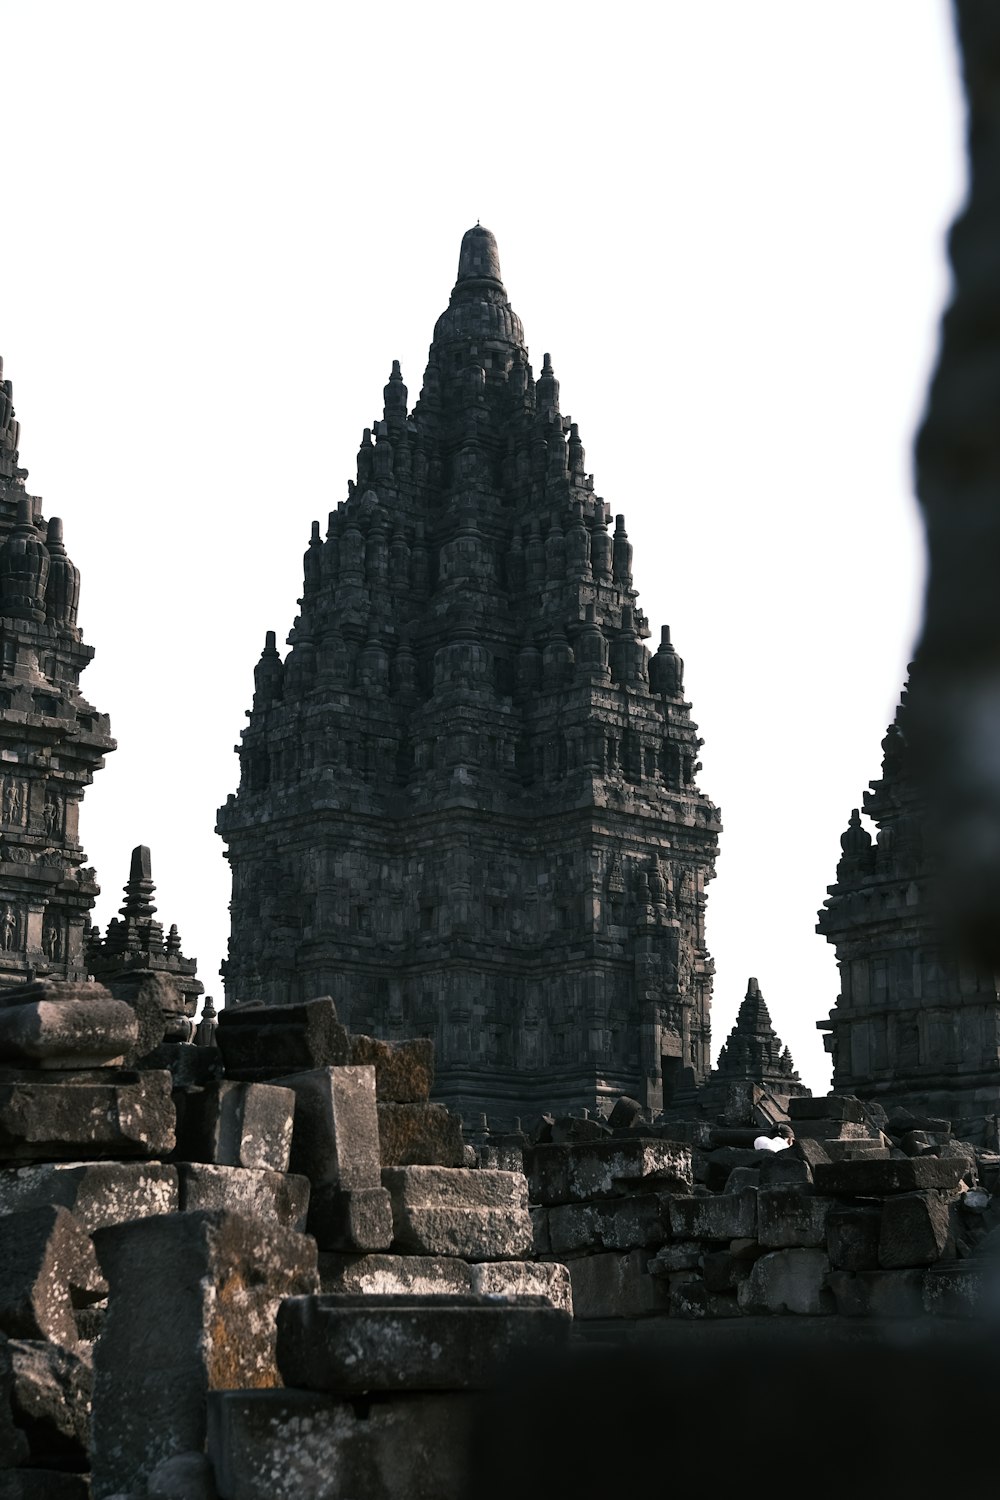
[788,1095,864,1122]
[828,1268,927,1319]
[0,987,137,1068]
[568,1249,669,1319]
[724,1166,761,1193]
[703,1146,761,1190]
[274,1065,380,1188]
[216,997,350,1081]
[348,1035,433,1102]
[92,1210,318,1499]
[0,1205,105,1349]
[648,1241,703,1275]
[307,1184,394,1252]
[814,1157,967,1196]
[316,1251,572,1314]
[670,1278,709,1318]
[0,1069,174,1162]
[924,1261,1000,1318]
[878,1191,951,1267]
[177,1164,310,1230]
[791,1119,871,1141]
[795,1137,832,1170]
[757,1188,832,1249]
[530,1205,550,1255]
[0,1161,179,1233]
[276,1292,570,1394]
[546,1192,666,1256]
[376,1101,464,1167]
[702,1250,749,1293]
[758,1152,812,1186]
[0,1473,91,1499]
[471,1260,573,1315]
[524,1139,691,1206]
[668,1189,757,1243]
[823,1139,890,1161]
[738,1250,832,1315]
[176,1081,295,1173]
[826,1205,881,1270]
[0,1336,92,1470]
[208,1388,475,1500]
[381,1166,532,1260]
[320,1250,470,1298]
[147,1452,217,1499]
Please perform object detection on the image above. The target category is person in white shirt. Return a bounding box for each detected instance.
[753,1124,795,1152]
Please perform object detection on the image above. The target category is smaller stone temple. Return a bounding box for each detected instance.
[0,356,114,985]
[712,977,804,1095]
[85,845,203,1041]
[817,674,1000,1137]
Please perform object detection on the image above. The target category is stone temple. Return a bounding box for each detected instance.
[0,360,114,982]
[218,225,722,1125]
[818,673,1000,1140]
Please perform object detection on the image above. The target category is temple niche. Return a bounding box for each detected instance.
[218,226,722,1125]
[817,674,1000,1141]
[0,357,115,984]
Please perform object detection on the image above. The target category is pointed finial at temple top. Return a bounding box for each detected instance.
[456,224,503,287]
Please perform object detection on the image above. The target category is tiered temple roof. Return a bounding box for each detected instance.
[218,226,721,1123]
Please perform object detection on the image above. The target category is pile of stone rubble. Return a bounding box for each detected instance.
[528,1084,1000,1324]
[0,983,570,1499]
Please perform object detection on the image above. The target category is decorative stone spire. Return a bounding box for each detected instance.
[713,977,802,1089]
[117,845,162,947]
[0,495,49,621]
[253,631,284,706]
[44,517,81,629]
[87,845,203,1040]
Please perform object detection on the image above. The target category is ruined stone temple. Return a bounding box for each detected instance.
[708,976,805,1098]
[85,845,204,1043]
[817,674,1000,1137]
[218,225,722,1124]
[0,359,114,983]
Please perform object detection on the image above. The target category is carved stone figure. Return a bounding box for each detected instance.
[1,904,17,951]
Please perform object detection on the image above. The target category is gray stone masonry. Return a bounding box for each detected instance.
[276,1292,569,1394]
[91,1209,319,1499]
[217,225,721,1126]
[208,1388,477,1500]
[526,1093,1000,1325]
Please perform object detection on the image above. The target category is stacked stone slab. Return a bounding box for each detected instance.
[217,224,721,1126]
[818,676,1000,1141]
[528,1092,1000,1325]
[0,976,184,1496]
[0,356,115,989]
[202,995,572,1500]
[0,979,569,1495]
[209,1293,570,1500]
[216,997,572,1314]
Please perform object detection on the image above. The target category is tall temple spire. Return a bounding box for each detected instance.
[818,671,1000,1137]
[712,977,802,1091]
[87,845,202,1042]
[0,354,115,983]
[218,227,721,1123]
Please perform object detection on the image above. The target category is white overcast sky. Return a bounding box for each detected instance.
[2,2,965,1091]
